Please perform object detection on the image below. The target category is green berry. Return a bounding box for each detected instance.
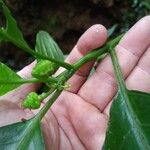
[32,60,55,79]
[22,92,41,109]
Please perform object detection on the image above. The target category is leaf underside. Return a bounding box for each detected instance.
[103,90,150,150]
[0,118,45,150]
[0,62,22,96]
[35,31,64,61]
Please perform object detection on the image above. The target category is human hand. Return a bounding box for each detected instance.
[0,16,150,150]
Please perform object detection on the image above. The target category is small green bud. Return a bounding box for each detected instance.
[32,60,55,79]
[22,92,41,109]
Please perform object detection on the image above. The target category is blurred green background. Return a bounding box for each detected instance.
[0,0,149,70]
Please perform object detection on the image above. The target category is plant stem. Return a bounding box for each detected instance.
[73,45,108,70]
[73,34,124,70]
[39,88,55,101]
[42,76,58,84]
[37,90,62,121]
[0,78,39,84]
[109,47,127,95]
[33,52,73,70]
[107,34,125,92]
[0,76,58,85]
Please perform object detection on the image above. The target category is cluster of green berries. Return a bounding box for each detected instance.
[22,60,56,109]
[22,60,70,109]
[22,92,41,109]
[31,60,55,79]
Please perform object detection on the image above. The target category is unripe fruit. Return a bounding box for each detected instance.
[22,92,41,109]
[32,60,55,79]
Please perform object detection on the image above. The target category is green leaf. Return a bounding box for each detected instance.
[0,62,22,96]
[103,90,150,149]
[35,31,64,61]
[0,0,30,50]
[0,118,45,150]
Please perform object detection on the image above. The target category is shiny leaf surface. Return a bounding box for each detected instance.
[0,62,22,96]
[103,90,150,149]
[0,118,45,150]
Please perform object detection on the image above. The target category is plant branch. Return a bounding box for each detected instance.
[109,47,127,95]
[73,45,108,70]
[37,90,62,120]
[0,78,39,84]
[39,88,55,101]
[0,76,58,85]
[108,34,126,93]
[73,34,124,70]
[30,34,124,122]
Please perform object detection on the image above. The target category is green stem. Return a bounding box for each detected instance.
[33,52,73,70]
[0,76,58,85]
[108,34,126,92]
[0,78,39,84]
[73,34,124,70]
[37,90,62,120]
[109,47,127,95]
[38,88,55,101]
[73,46,108,70]
[42,76,58,84]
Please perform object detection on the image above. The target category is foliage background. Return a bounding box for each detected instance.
[0,0,149,70]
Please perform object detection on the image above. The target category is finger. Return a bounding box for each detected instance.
[56,25,107,93]
[78,16,150,111]
[17,61,40,95]
[103,45,150,117]
[52,91,108,149]
[126,45,150,92]
[17,61,36,78]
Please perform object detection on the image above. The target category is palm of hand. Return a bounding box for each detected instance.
[0,16,150,150]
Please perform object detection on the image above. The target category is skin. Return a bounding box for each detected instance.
[0,16,150,150]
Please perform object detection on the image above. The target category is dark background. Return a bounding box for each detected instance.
[0,0,149,70]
